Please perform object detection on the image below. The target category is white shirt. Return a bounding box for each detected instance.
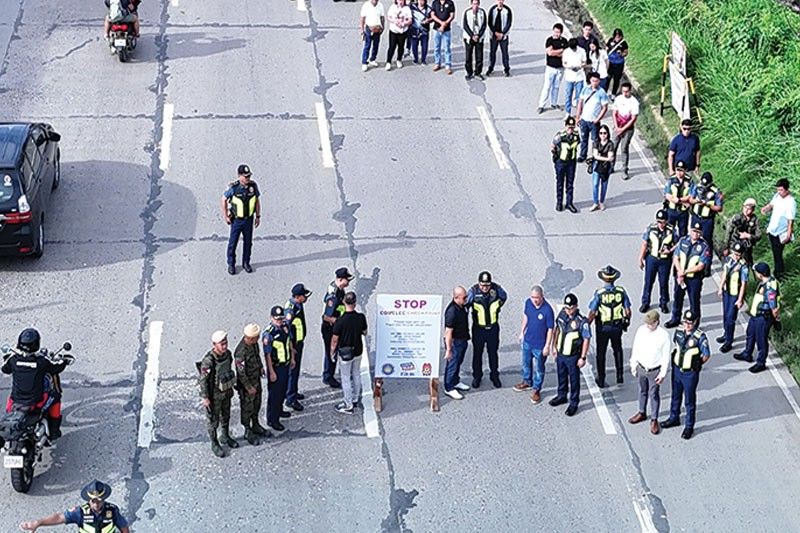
[562,48,584,83]
[589,49,608,79]
[361,1,386,28]
[387,4,412,33]
[766,192,796,238]
[629,324,671,381]
[614,94,640,127]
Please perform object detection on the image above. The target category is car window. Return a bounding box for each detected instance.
[24,137,42,175]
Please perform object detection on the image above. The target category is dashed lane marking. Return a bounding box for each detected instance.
[315,101,335,169]
[137,320,163,448]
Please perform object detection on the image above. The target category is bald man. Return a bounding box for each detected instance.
[443,286,472,399]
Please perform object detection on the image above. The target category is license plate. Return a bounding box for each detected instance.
[3,455,23,469]
[115,39,127,47]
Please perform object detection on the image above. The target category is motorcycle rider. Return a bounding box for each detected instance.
[1,328,69,440]
[104,0,141,39]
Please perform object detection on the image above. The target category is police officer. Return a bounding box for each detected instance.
[321,267,353,388]
[198,330,239,458]
[234,323,269,446]
[661,310,710,440]
[638,209,678,314]
[588,265,632,387]
[665,222,711,328]
[285,283,312,411]
[715,242,748,353]
[19,479,129,532]
[548,293,591,416]
[467,271,508,388]
[263,306,296,432]
[663,160,692,236]
[734,262,781,373]
[551,116,580,213]
[689,171,723,246]
[221,164,261,275]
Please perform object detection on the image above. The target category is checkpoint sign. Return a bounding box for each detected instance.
[375,294,442,378]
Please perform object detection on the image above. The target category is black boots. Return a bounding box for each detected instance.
[48,416,62,440]
[209,430,226,458]
[220,425,239,449]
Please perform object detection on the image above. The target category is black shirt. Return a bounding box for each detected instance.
[576,35,598,62]
[332,311,368,356]
[545,36,568,68]
[431,0,456,32]
[444,301,470,340]
[2,352,68,407]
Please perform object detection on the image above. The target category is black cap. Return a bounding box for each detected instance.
[291,283,312,297]
[700,172,713,186]
[682,310,696,322]
[656,209,667,221]
[754,262,770,276]
[478,271,492,284]
[690,221,702,232]
[731,242,743,254]
[564,293,578,307]
[675,160,686,171]
[565,116,576,127]
[237,164,252,176]
[598,265,621,282]
[271,305,284,318]
[81,480,112,501]
[335,267,354,280]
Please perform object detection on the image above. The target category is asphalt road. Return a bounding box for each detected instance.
[1,1,799,531]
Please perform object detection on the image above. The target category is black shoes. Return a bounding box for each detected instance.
[279,411,292,419]
[242,263,253,273]
[549,396,568,407]
[733,353,753,363]
[472,378,481,389]
[660,303,670,314]
[565,405,578,416]
[465,74,473,80]
[715,335,726,343]
[639,304,649,313]
[227,265,236,275]
[661,418,680,429]
[595,378,607,389]
[324,378,342,389]
[491,376,502,388]
[268,421,285,432]
[616,375,624,385]
[286,400,304,411]
[681,427,694,440]
[749,364,767,374]
[556,204,564,212]
[566,204,578,214]
[719,344,732,353]
[664,319,679,328]
[295,393,306,400]
[577,157,586,163]
[504,70,510,77]
[486,68,493,76]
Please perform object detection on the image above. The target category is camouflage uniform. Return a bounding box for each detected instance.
[198,349,238,456]
[234,337,268,442]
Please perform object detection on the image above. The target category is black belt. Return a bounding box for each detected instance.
[638,363,661,373]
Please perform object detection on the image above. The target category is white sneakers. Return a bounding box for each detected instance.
[454,382,470,391]
[362,64,368,72]
[385,62,392,71]
[444,389,464,400]
[396,60,403,69]
[369,60,378,67]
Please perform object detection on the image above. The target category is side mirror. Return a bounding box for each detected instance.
[62,342,72,352]
[48,132,61,143]
[35,134,46,147]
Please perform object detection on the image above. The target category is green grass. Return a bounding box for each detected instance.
[568,0,800,378]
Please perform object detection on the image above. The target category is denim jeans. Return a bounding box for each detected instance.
[579,119,598,160]
[563,80,579,115]
[409,32,429,63]
[444,339,468,391]
[361,30,381,65]
[521,342,546,391]
[538,66,564,108]
[433,30,452,67]
[591,170,609,204]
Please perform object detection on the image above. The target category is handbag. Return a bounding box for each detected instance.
[338,346,356,362]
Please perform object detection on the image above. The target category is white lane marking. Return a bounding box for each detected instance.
[580,362,617,435]
[297,0,308,12]
[632,500,658,533]
[315,102,335,168]
[137,321,163,448]
[476,105,510,170]
[159,103,175,171]
[361,336,379,438]
[171,0,179,6]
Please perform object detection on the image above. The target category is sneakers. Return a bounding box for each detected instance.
[361,64,368,72]
[396,60,403,68]
[335,402,354,414]
[512,382,531,392]
[537,107,545,114]
[530,390,541,404]
[590,204,600,212]
[385,62,392,71]
[369,60,378,67]
[444,389,464,400]
[454,382,471,391]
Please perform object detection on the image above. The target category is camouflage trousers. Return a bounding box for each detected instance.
[237,385,263,428]
[206,392,233,433]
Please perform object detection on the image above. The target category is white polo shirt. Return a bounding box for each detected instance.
[766,192,797,238]
[361,0,386,28]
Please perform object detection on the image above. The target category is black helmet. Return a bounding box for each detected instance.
[17,328,41,353]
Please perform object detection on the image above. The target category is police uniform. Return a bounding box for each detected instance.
[663,163,692,236]
[640,210,678,314]
[223,164,260,273]
[662,310,710,440]
[198,331,239,456]
[689,172,723,246]
[234,324,268,445]
[467,271,507,388]
[61,480,129,532]
[735,263,780,372]
[717,244,749,352]
[263,307,293,431]
[588,266,631,387]
[667,224,711,327]
[552,117,580,212]
[285,283,312,409]
[549,293,591,415]
[321,268,352,387]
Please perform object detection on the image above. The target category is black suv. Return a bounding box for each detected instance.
[0,123,61,257]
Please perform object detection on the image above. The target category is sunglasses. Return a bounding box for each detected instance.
[479,283,491,287]
[90,498,104,504]
[681,127,691,131]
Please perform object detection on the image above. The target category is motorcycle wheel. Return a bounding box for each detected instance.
[10,450,34,493]
[118,48,128,63]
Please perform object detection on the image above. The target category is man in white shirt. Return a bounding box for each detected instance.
[359,0,386,72]
[628,310,671,435]
[612,81,639,180]
[561,38,584,118]
[761,177,795,278]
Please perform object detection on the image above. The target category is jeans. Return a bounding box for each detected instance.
[488,35,509,73]
[563,79,580,115]
[387,31,407,62]
[521,342,546,391]
[615,127,634,174]
[339,355,363,408]
[433,30,452,67]
[636,364,662,420]
[409,31,429,63]
[591,170,609,204]
[538,66,563,108]
[579,119,598,160]
[285,342,303,403]
[227,217,253,266]
[444,339,468,391]
[769,233,786,276]
[361,29,381,65]
[464,38,484,76]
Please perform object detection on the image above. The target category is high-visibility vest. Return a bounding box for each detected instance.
[750,277,780,316]
[596,286,626,326]
[722,256,746,296]
[228,182,258,218]
[555,132,579,161]
[666,178,690,212]
[78,503,120,533]
[322,283,345,321]
[285,299,306,344]
[556,311,586,356]
[268,326,291,366]
[672,328,705,371]
[677,238,707,279]
[691,185,720,218]
[647,224,675,259]
[471,286,503,328]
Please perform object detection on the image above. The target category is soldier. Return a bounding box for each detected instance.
[715,242,749,353]
[263,306,296,432]
[588,265,632,387]
[234,324,270,446]
[638,209,678,314]
[467,270,508,388]
[221,164,261,275]
[663,161,692,236]
[724,198,761,264]
[665,222,711,328]
[548,293,591,416]
[321,267,354,389]
[285,283,312,411]
[689,171,724,247]
[551,116,580,213]
[198,330,239,458]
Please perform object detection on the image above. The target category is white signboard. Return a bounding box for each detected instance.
[669,62,690,120]
[375,294,442,379]
[670,31,687,76]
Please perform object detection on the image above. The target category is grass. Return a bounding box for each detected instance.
[554,0,800,379]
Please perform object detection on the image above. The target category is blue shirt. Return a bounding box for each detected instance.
[675,235,712,270]
[523,298,554,349]
[64,503,128,529]
[673,329,711,358]
[588,283,632,311]
[465,283,508,305]
[577,86,609,122]
[668,133,701,171]
[689,182,724,213]
[223,181,260,200]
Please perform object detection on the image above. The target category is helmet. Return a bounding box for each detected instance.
[17,328,41,353]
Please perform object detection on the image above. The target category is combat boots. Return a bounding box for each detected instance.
[251,417,270,437]
[244,429,261,446]
[220,425,240,449]
[209,430,226,458]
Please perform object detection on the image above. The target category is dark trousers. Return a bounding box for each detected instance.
[608,62,624,95]
[286,342,304,403]
[554,159,576,207]
[321,325,336,382]
[444,339,468,391]
[409,31,429,63]
[556,354,580,408]
[387,31,407,62]
[642,256,671,307]
[578,119,599,161]
[691,215,715,248]
[267,365,290,425]
[595,325,624,384]
[721,292,739,346]
[361,29,381,64]
[671,276,703,322]
[488,36,509,73]
[769,233,786,277]
[667,209,689,237]
[227,217,253,266]
[472,326,499,381]
[464,38,484,76]
[743,315,772,365]
[668,366,699,429]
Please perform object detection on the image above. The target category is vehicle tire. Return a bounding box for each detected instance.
[118,48,127,63]
[51,150,60,190]
[32,215,44,259]
[10,451,34,493]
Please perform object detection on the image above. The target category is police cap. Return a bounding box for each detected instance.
[271,305,284,318]
[237,164,252,176]
[731,241,743,254]
[564,293,578,307]
[675,160,686,171]
[682,310,696,323]
[292,283,312,297]
[335,267,354,281]
[564,116,576,127]
[656,209,667,221]
[690,222,702,233]
[754,262,770,277]
[478,271,492,283]
[700,172,713,186]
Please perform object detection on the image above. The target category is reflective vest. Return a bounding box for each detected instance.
[596,286,626,326]
[322,283,346,321]
[268,325,291,366]
[672,328,706,372]
[556,311,586,356]
[285,299,307,344]
[228,182,258,219]
[676,238,707,279]
[722,256,746,296]
[78,503,120,533]
[471,285,503,328]
[749,277,780,317]
[666,178,690,212]
[691,184,720,218]
[647,223,676,259]
[555,132,579,161]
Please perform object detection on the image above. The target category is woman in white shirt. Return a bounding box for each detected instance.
[588,40,609,91]
[386,0,413,70]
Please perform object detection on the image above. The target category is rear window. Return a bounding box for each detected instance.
[0,171,19,204]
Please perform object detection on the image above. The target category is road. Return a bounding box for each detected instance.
[1,0,799,531]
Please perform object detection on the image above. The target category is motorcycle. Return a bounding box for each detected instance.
[108,21,137,62]
[0,342,74,493]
